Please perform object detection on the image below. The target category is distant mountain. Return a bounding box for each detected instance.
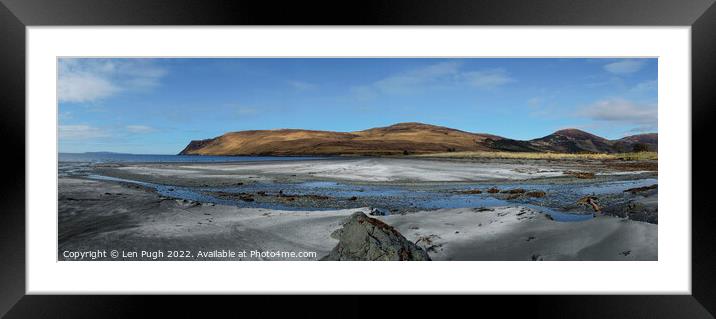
[528,129,616,153]
[83,151,127,155]
[179,123,657,156]
[613,133,658,152]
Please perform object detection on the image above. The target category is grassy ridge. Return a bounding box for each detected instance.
[415,151,658,161]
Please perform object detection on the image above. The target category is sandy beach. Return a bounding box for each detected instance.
[59,157,657,261]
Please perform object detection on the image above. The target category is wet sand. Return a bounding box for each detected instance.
[91,157,656,186]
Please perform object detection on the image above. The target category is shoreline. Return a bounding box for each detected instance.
[58,177,657,261]
[58,156,658,261]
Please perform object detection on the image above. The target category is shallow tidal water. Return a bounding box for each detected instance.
[83,173,656,223]
[62,154,656,223]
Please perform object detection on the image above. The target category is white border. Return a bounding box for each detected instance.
[27,27,690,294]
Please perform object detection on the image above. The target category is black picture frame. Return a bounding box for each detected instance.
[1,0,715,317]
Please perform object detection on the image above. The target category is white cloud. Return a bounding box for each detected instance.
[125,125,155,133]
[58,72,119,103]
[578,98,657,129]
[58,59,167,103]
[59,125,108,140]
[603,59,646,75]
[462,69,514,88]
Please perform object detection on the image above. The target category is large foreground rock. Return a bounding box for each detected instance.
[321,212,431,261]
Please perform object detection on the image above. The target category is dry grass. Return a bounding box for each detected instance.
[613,152,658,161]
[416,151,657,161]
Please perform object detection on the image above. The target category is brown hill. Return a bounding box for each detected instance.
[180,122,499,156]
[179,123,657,156]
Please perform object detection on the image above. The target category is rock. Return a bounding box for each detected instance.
[564,171,595,179]
[320,212,431,261]
[525,191,546,198]
[369,207,388,216]
[457,189,482,194]
[487,187,500,193]
[623,184,657,194]
[238,193,255,202]
[577,196,601,212]
[501,188,526,194]
[621,201,658,224]
[176,199,199,207]
[348,196,358,201]
[415,234,443,253]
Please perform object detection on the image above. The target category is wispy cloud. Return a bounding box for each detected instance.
[631,80,657,92]
[288,80,317,91]
[59,125,109,140]
[603,59,646,75]
[236,106,258,116]
[222,103,261,117]
[626,125,658,134]
[58,59,167,103]
[372,61,461,94]
[527,97,543,107]
[350,86,379,100]
[578,98,657,131]
[353,61,514,98]
[125,125,155,133]
[59,112,73,120]
[461,69,514,88]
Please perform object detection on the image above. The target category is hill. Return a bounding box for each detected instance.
[528,128,616,153]
[179,123,657,156]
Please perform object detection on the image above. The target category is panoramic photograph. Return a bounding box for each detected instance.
[58,58,658,261]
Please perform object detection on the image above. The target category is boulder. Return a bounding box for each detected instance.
[321,212,431,261]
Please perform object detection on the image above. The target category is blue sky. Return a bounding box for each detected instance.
[58,58,657,154]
